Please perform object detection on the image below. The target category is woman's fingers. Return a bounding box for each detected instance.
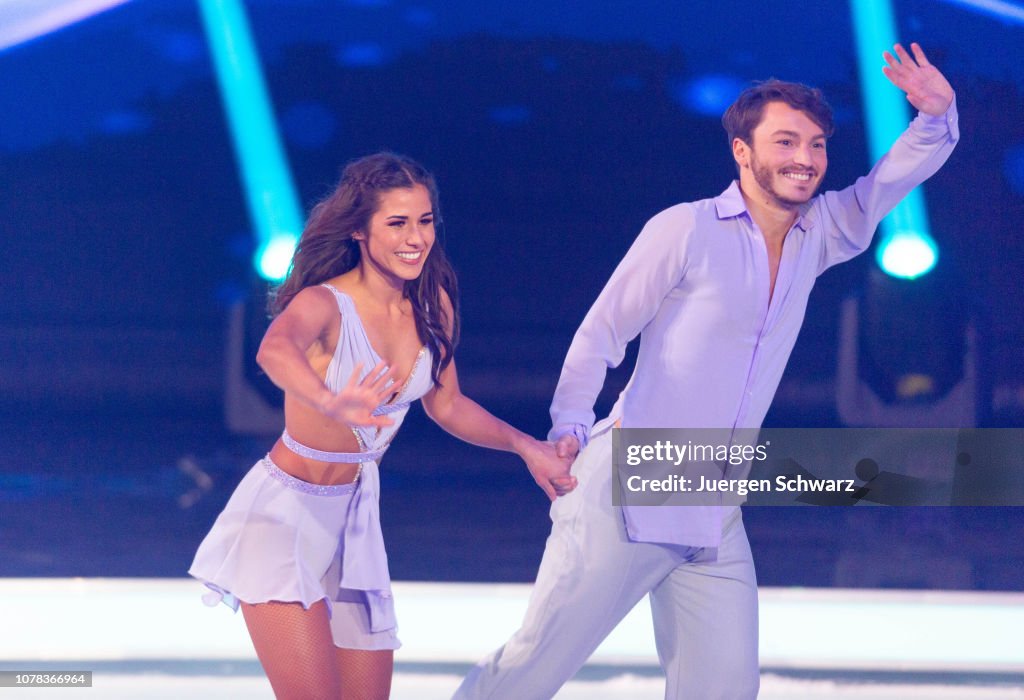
[345,362,366,389]
[368,414,396,429]
[361,362,400,398]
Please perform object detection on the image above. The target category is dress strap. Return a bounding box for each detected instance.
[281,428,386,463]
[319,283,351,312]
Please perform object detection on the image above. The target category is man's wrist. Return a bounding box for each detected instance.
[549,423,589,451]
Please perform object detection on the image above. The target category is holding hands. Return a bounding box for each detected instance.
[554,434,580,462]
[519,438,578,501]
[882,42,954,116]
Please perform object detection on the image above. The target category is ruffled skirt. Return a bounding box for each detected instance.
[188,456,400,650]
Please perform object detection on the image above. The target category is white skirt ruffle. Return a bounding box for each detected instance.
[188,456,400,650]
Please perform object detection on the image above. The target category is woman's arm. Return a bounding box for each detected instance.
[421,358,576,500]
[256,286,398,428]
[420,292,577,499]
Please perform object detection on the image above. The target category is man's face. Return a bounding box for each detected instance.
[736,101,828,209]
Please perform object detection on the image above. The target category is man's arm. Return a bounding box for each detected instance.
[817,42,959,273]
[549,205,693,454]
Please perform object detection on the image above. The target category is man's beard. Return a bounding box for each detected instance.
[750,152,818,209]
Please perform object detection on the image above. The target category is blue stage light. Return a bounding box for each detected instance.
[0,0,130,53]
[100,110,152,135]
[142,28,205,64]
[939,0,1024,25]
[673,74,746,118]
[850,0,940,279]
[256,234,299,282]
[876,230,939,279]
[198,0,303,283]
[335,42,387,67]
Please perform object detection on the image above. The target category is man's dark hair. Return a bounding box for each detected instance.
[722,79,835,146]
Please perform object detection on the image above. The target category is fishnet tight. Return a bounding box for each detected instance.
[242,600,393,699]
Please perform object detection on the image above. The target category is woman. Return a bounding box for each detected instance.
[189,152,576,699]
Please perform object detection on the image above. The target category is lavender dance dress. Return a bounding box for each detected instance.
[189,284,432,650]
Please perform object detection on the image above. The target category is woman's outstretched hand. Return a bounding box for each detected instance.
[320,361,401,428]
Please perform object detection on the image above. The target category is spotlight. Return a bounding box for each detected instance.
[255,235,298,283]
[876,230,938,280]
[837,266,976,427]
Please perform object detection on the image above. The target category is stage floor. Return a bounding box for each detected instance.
[2,579,1022,699]
[4,414,1023,697]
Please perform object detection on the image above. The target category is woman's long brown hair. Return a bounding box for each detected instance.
[271,152,459,385]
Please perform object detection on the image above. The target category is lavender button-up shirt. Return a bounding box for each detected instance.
[549,101,960,547]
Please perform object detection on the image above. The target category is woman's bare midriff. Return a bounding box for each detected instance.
[268,440,364,486]
[271,395,370,485]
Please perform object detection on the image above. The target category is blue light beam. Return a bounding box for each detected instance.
[0,0,131,53]
[197,0,303,281]
[940,0,1024,25]
[850,0,939,279]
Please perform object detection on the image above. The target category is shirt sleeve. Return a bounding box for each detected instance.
[548,204,693,444]
[816,97,960,274]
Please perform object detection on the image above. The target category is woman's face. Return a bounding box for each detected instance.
[356,184,435,284]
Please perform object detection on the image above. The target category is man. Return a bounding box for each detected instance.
[455,43,957,699]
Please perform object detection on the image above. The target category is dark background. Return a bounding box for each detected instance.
[1,0,1022,590]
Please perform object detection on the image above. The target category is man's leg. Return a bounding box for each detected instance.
[453,431,693,700]
[649,508,760,699]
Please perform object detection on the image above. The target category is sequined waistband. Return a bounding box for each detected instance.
[281,428,386,463]
[261,456,359,497]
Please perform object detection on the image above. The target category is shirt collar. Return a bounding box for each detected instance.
[714,180,814,232]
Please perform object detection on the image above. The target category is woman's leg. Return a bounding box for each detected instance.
[334,647,393,700]
[242,599,341,699]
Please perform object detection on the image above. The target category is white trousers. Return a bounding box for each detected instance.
[453,429,760,700]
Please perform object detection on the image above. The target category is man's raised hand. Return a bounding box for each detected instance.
[882,42,954,116]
